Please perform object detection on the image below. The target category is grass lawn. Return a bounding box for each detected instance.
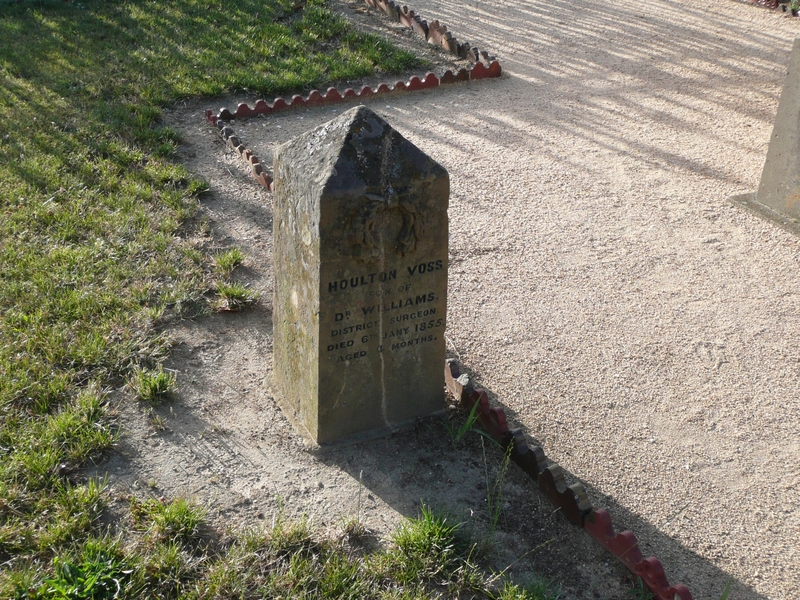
[0,0,556,597]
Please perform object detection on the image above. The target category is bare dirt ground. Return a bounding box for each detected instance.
[95,0,800,598]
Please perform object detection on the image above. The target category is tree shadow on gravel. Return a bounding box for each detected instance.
[383,0,793,192]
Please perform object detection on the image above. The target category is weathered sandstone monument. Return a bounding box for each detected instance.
[272,106,449,444]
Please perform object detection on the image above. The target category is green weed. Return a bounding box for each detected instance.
[182,246,205,265]
[130,497,206,544]
[213,247,245,275]
[483,438,514,533]
[443,399,502,449]
[147,408,168,432]
[627,577,654,599]
[341,470,367,541]
[129,366,176,404]
[444,398,482,447]
[496,579,557,600]
[215,282,258,311]
[33,538,133,600]
[138,540,202,598]
[391,503,459,583]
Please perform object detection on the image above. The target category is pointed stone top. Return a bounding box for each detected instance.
[300,104,391,153]
[274,105,447,200]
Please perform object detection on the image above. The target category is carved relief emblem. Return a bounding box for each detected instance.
[349,187,426,260]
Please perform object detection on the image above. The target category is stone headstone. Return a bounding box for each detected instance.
[272,106,449,444]
[730,38,800,236]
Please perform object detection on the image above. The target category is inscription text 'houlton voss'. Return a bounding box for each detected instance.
[324,258,445,365]
[272,105,449,444]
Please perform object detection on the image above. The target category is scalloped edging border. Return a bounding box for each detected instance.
[206,119,275,190]
[204,63,500,190]
[204,0,502,190]
[444,359,694,600]
[367,0,497,63]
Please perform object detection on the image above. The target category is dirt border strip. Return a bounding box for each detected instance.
[444,359,694,600]
[203,63,500,188]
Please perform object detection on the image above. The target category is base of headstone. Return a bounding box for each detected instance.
[266,379,446,449]
[728,192,800,237]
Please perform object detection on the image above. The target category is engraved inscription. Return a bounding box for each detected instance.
[325,257,446,364]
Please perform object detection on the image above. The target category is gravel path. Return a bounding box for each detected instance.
[153,0,800,597]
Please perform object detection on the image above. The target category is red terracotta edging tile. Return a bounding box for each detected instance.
[747,0,786,11]
[205,62,500,191]
[369,0,498,63]
[445,359,694,600]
